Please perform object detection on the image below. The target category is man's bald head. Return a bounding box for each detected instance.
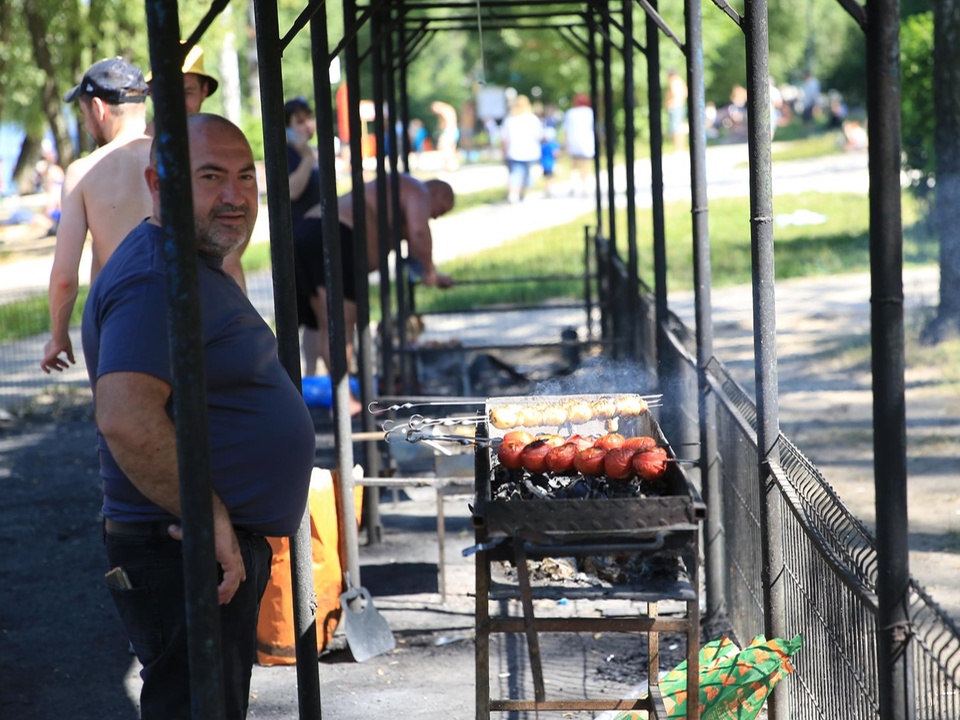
[426,179,455,218]
[146,114,258,258]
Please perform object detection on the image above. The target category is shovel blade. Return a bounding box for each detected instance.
[340,586,396,662]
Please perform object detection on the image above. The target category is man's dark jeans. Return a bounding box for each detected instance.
[104,527,272,720]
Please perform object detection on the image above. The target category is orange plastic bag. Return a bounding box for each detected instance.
[256,467,363,665]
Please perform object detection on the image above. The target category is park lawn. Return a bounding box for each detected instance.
[0,190,933,341]
[413,190,933,313]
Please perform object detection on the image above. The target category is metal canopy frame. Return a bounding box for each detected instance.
[143,0,909,717]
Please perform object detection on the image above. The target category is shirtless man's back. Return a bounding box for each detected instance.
[337,173,454,288]
[41,58,153,373]
[61,134,152,276]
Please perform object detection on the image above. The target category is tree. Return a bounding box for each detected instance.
[928,0,960,341]
[902,9,960,343]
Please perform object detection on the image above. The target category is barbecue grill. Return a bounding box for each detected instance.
[470,394,705,718]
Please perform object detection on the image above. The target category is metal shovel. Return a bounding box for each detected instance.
[339,576,397,662]
[337,464,395,662]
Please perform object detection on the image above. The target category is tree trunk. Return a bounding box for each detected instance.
[933,0,960,339]
[23,2,75,166]
[246,0,262,119]
[12,134,41,194]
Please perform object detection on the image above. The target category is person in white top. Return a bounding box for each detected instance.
[500,95,544,204]
[562,93,595,196]
[41,58,153,374]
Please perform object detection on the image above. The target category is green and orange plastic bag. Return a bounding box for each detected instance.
[615,633,803,719]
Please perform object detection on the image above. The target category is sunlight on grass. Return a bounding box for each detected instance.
[239,189,934,319]
[0,287,89,343]
[771,132,847,162]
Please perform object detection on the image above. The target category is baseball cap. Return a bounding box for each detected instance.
[145,44,219,96]
[63,58,149,104]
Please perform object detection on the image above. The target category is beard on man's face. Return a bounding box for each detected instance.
[194,204,252,258]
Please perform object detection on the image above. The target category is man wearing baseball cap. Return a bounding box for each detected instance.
[42,57,153,374]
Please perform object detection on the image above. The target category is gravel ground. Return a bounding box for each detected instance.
[0,396,725,720]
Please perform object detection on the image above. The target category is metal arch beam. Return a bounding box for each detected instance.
[556,24,590,57]
[330,0,395,59]
[835,0,867,32]
[580,5,638,57]
[281,0,324,52]
[182,0,230,54]
[634,0,684,53]
[708,0,743,28]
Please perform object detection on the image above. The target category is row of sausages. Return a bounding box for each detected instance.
[496,430,669,481]
[489,395,649,430]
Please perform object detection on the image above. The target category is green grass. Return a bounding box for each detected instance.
[0,286,89,343]
[0,190,936,343]
[275,188,933,315]
[771,132,847,162]
[413,190,934,313]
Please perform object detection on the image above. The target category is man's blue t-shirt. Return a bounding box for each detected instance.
[288,144,321,229]
[81,222,316,537]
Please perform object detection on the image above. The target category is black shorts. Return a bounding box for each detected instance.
[293,218,357,329]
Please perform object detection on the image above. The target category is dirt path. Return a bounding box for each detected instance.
[671,266,960,619]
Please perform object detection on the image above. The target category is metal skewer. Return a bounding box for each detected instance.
[368,398,485,415]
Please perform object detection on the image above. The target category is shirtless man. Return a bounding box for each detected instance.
[340,174,455,287]
[41,58,153,374]
[295,174,454,385]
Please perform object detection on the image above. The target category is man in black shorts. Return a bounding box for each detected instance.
[294,211,358,359]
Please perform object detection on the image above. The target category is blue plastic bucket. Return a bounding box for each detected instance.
[301,375,362,408]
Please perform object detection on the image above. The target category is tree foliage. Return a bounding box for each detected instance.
[900,12,935,197]
[0,0,888,183]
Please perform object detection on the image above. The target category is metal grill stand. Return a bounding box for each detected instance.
[471,416,705,718]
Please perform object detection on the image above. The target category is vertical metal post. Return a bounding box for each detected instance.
[371,8,394,396]
[344,0,383,545]
[311,0,361,593]
[866,0,912,715]
[588,9,603,232]
[622,0,639,361]
[602,0,618,345]
[743,0,786,717]
[646,0,666,339]
[252,2,324,715]
[398,12,413,173]
[384,19,412,394]
[144,3,224,718]
[684,0,724,622]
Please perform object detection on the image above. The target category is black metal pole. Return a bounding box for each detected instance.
[622,0,639,362]
[398,6,413,174]
[588,8,603,232]
[144,2,223,718]
[371,8,395,398]
[252,3,324,715]
[683,0,723,623]
[866,0,912,715]
[743,0,786,717]
[344,0,383,546]
[646,0,666,339]
[602,0,618,346]
[383,19,411,394]
[311,0,362,592]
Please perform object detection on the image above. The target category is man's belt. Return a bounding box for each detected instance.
[104,517,262,537]
[104,518,177,537]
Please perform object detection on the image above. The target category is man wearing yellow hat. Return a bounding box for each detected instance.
[146,43,219,118]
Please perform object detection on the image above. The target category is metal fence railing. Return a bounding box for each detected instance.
[654,298,960,719]
[598,228,960,718]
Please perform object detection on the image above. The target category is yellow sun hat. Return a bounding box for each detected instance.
[145,43,219,96]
